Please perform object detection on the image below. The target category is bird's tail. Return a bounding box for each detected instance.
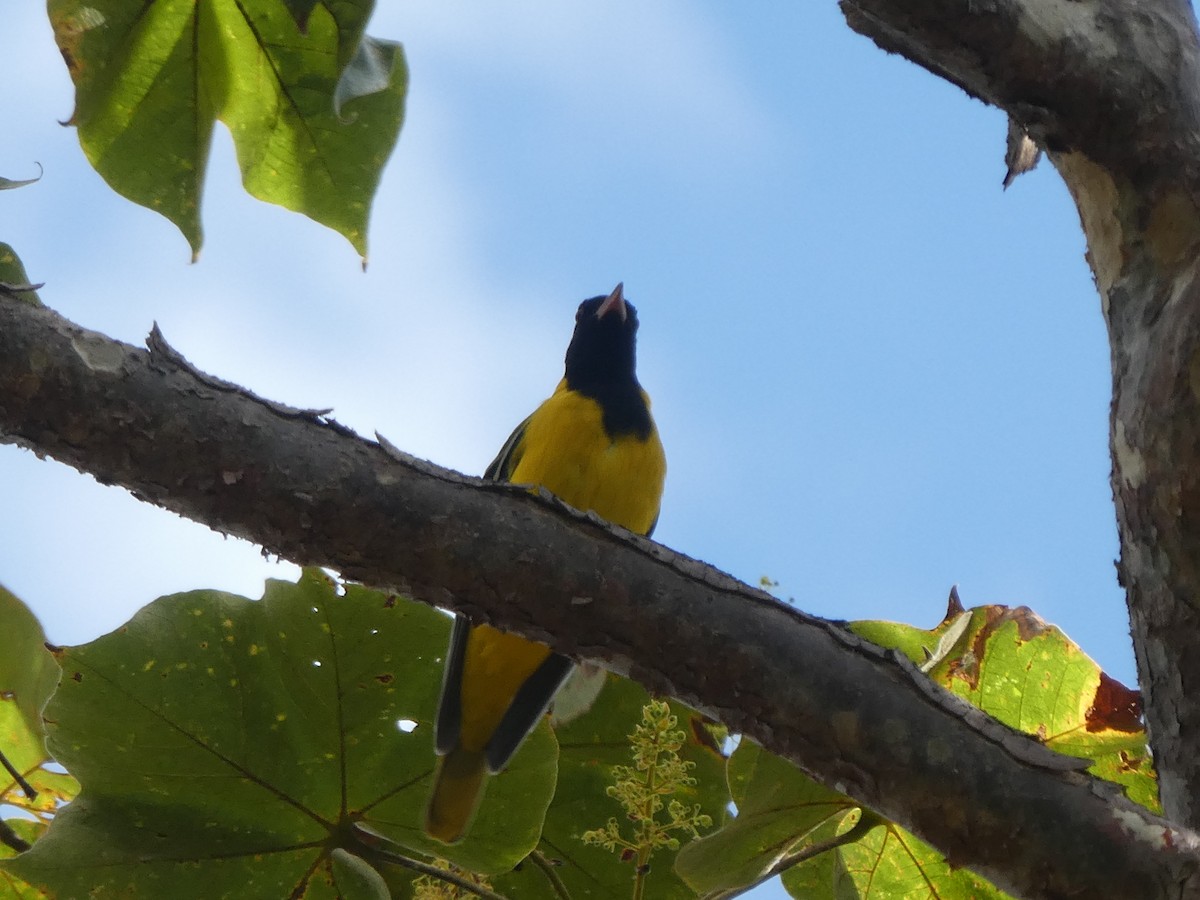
[424,748,489,844]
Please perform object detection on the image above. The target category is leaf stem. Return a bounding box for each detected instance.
[702,809,885,900]
[0,819,31,854]
[0,748,37,800]
[526,849,573,900]
[352,824,510,900]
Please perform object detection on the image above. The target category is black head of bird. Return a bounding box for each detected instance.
[565,283,639,391]
[563,283,650,440]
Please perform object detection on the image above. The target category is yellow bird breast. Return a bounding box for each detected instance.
[510,386,666,536]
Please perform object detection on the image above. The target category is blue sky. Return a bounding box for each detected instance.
[4,3,1122,896]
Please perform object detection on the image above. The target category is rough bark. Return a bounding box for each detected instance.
[1,296,1198,898]
[841,0,1200,847]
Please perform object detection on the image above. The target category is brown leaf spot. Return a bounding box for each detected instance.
[1117,749,1146,773]
[971,605,1051,659]
[1086,672,1143,733]
[688,715,723,755]
[947,654,979,688]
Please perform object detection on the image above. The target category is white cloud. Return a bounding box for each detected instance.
[377,1,773,165]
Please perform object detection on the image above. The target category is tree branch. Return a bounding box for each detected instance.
[840,0,1200,840]
[1,297,1196,898]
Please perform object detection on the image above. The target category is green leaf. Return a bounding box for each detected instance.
[281,0,320,32]
[0,818,45,861]
[810,822,1002,900]
[0,165,42,191]
[330,848,391,900]
[0,587,75,814]
[48,0,407,259]
[854,603,1157,812]
[493,675,730,900]
[334,36,401,119]
[0,589,72,896]
[0,246,43,307]
[1,571,553,896]
[675,740,854,897]
[0,588,59,740]
[778,601,1150,899]
[0,820,47,900]
[775,814,861,900]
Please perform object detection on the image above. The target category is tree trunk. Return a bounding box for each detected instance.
[841,0,1200,833]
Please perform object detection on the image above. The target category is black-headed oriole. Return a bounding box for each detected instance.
[424,283,666,843]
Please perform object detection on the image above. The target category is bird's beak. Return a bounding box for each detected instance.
[595,283,627,322]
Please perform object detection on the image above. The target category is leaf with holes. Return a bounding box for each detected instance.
[2,571,557,896]
[854,603,1157,812]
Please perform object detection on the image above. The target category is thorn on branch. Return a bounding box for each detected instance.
[146,323,335,421]
[375,430,411,464]
[947,584,964,617]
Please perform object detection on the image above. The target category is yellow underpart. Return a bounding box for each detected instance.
[458,624,554,750]
[509,380,666,535]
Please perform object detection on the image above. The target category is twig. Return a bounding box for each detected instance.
[526,849,573,900]
[0,819,31,854]
[351,823,510,900]
[0,748,37,800]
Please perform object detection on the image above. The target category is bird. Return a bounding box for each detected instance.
[424,283,667,844]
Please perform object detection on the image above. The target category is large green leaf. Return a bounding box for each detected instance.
[786,821,1000,900]
[675,740,853,897]
[47,0,407,259]
[853,603,1157,811]
[2,572,555,896]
